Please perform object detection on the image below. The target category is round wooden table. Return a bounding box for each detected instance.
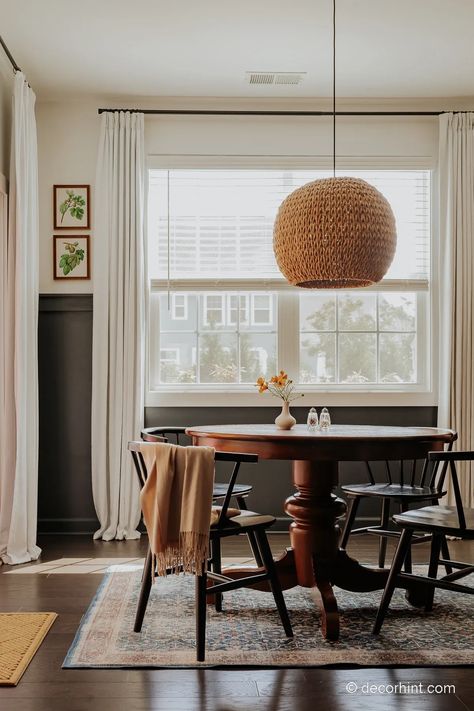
[186,423,456,640]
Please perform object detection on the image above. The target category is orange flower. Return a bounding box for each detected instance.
[258,383,268,393]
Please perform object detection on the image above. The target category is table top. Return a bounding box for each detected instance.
[186,424,455,442]
[185,424,456,462]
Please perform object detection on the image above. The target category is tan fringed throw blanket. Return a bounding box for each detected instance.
[139,442,215,577]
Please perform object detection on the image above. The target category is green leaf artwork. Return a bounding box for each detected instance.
[59,190,86,223]
[59,241,85,275]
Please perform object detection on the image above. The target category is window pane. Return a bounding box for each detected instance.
[379,294,416,331]
[159,333,197,383]
[338,294,376,331]
[199,333,238,383]
[380,333,416,383]
[300,294,336,332]
[339,333,377,383]
[240,333,277,383]
[300,333,336,383]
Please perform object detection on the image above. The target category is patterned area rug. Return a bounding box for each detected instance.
[64,565,474,668]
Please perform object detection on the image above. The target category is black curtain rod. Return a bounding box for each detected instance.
[0,36,21,73]
[98,108,444,116]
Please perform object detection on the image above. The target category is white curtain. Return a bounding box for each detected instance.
[438,112,474,506]
[91,111,145,540]
[0,72,41,565]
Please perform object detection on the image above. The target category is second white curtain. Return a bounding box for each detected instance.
[438,112,474,506]
[91,111,145,540]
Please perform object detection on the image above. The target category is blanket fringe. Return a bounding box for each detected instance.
[151,531,209,581]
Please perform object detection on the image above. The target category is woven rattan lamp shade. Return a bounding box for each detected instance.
[273,177,397,288]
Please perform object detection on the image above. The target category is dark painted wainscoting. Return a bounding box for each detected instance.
[38,294,96,533]
[38,294,437,533]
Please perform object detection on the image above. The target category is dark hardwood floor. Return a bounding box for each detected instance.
[0,534,473,711]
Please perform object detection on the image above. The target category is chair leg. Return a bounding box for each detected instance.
[235,495,248,510]
[196,570,208,662]
[246,531,264,568]
[134,547,153,633]
[255,529,293,638]
[340,497,360,550]
[425,533,442,612]
[211,538,223,612]
[378,498,391,568]
[373,528,413,634]
[440,534,453,576]
[399,502,412,574]
[236,495,264,566]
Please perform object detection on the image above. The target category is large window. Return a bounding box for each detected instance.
[147,167,431,403]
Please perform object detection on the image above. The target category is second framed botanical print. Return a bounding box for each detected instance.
[53,184,90,229]
[53,235,90,279]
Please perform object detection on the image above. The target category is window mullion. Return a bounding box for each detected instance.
[278,292,299,379]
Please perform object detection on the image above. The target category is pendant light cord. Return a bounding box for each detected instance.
[332,0,336,178]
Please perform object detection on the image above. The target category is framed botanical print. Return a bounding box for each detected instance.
[53,184,90,229]
[53,235,90,279]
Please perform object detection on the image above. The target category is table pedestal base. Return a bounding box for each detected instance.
[220,459,392,640]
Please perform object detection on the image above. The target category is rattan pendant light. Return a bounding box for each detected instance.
[273,0,397,289]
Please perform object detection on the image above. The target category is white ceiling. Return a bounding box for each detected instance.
[1,0,474,100]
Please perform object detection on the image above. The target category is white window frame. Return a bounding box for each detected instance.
[146,155,437,408]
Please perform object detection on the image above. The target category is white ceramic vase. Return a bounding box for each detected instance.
[275,401,296,430]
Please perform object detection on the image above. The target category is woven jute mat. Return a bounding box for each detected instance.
[0,612,57,685]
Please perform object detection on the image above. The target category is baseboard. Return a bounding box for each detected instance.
[38,516,379,535]
[37,518,99,535]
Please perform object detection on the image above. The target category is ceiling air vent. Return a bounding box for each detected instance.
[246,72,306,86]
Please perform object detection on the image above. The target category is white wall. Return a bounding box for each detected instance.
[145,113,438,160]
[36,101,98,293]
[36,98,439,293]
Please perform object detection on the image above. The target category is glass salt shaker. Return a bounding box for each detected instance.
[306,407,319,432]
[319,407,331,431]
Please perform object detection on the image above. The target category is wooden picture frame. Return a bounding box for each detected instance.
[53,185,90,230]
[53,235,90,280]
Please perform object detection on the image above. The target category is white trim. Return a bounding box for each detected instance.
[147,155,436,170]
[429,165,439,403]
[146,389,437,408]
[146,161,435,406]
[151,278,429,293]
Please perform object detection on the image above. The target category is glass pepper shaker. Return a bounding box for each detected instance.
[307,407,319,432]
[319,407,331,431]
